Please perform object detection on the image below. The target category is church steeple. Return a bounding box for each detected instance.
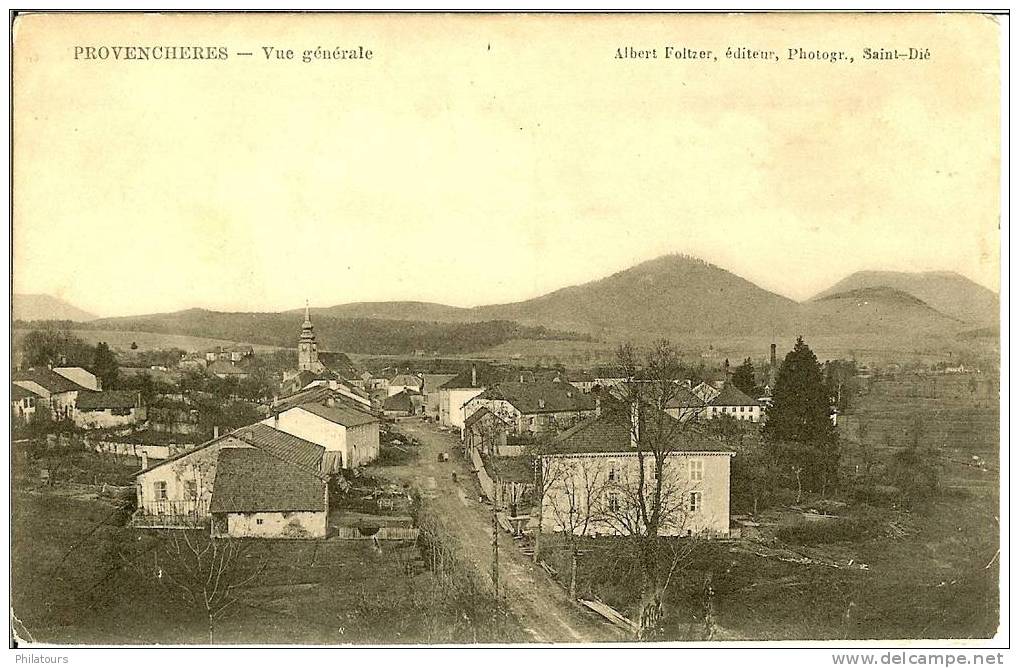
[298,300,320,371]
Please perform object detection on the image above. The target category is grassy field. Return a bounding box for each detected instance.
[13,328,283,355]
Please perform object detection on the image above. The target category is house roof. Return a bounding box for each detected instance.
[76,390,141,410]
[421,374,457,393]
[708,384,760,407]
[11,384,42,401]
[474,381,595,415]
[13,367,87,394]
[209,448,326,514]
[383,390,417,412]
[548,405,733,456]
[487,455,536,483]
[234,422,325,473]
[464,406,511,430]
[440,365,505,390]
[274,385,339,412]
[389,374,423,388]
[665,385,706,409]
[298,401,379,428]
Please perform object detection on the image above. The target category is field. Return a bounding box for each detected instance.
[13,328,283,355]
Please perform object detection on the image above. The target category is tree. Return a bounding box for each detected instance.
[530,436,567,565]
[145,531,266,643]
[730,357,756,397]
[545,456,608,598]
[92,342,119,390]
[21,328,94,368]
[763,336,839,496]
[604,339,704,640]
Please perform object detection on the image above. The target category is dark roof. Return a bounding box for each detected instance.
[474,381,595,415]
[421,374,457,393]
[11,384,42,400]
[76,390,141,410]
[209,448,326,513]
[13,367,87,393]
[549,405,733,456]
[383,390,416,412]
[487,455,536,483]
[440,365,505,390]
[665,385,706,409]
[708,384,760,407]
[318,351,357,375]
[233,423,324,473]
[464,406,511,430]
[298,401,378,428]
[389,374,423,388]
[274,385,339,412]
[565,370,595,383]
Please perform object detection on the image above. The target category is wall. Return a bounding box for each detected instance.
[346,421,380,468]
[540,451,732,537]
[134,437,250,518]
[707,404,761,422]
[264,408,346,453]
[442,387,485,429]
[73,406,145,430]
[222,510,327,539]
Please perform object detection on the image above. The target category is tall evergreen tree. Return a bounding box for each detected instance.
[91,341,119,390]
[763,336,839,494]
[731,357,756,396]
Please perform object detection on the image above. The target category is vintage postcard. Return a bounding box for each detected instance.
[8,10,1004,653]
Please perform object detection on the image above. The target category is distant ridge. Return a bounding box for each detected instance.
[13,294,97,322]
[811,270,998,326]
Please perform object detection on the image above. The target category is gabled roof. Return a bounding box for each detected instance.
[665,385,706,409]
[13,367,87,394]
[389,374,423,388]
[487,455,536,483]
[708,383,760,407]
[11,384,42,401]
[475,381,596,415]
[274,385,340,412]
[76,390,141,410]
[209,448,326,514]
[548,405,733,456]
[383,390,418,413]
[233,422,325,473]
[464,406,511,430]
[440,365,505,390]
[297,401,379,428]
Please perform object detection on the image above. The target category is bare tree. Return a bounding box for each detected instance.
[529,435,567,564]
[545,456,609,598]
[146,530,266,643]
[605,339,706,640]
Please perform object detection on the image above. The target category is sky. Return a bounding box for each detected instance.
[13,13,1001,318]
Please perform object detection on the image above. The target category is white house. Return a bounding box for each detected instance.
[264,400,379,471]
[73,390,147,429]
[439,364,501,429]
[387,373,423,397]
[461,381,596,439]
[706,384,762,423]
[132,423,326,530]
[540,403,734,538]
[12,367,89,420]
[11,384,41,423]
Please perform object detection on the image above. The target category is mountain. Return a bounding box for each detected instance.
[467,255,802,338]
[812,271,998,326]
[804,287,966,335]
[13,294,97,322]
[296,301,469,323]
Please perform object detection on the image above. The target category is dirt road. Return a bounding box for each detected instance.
[376,420,622,643]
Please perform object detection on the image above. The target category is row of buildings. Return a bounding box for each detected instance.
[12,366,146,429]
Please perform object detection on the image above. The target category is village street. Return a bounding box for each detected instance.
[381,420,622,643]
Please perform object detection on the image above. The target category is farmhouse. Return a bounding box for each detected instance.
[664,384,708,421]
[13,367,89,420]
[73,390,147,429]
[462,381,596,438]
[439,364,503,429]
[264,397,380,471]
[207,359,251,380]
[388,373,423,396]
[383,389,425,417]
[209,447,328,539]
[421,373,457,420]
[11,384,42,423]
[132,422,326,531]
[706,384,762,422]
[464,406,512,456]
[540,403,734,538]
[52,366,100,391]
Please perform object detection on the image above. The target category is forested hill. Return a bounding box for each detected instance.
[79,309,592,354]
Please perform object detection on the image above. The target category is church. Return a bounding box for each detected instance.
[280,305,372,409]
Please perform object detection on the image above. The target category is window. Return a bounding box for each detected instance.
[740,406,745,412]
[608,460,617,482]
[690,459,703,481]
[256,518,264,525]
[689,491,702,513]
[153,481,167,501]
[184,480,197,499]
[608,493,620,513]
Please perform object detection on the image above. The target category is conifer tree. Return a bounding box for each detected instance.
[731,357,756,396]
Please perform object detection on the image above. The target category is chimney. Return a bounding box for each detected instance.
[471,364,477,388]
[595,396,602,417]
[770,343,777,368]
[520,374,524,384]
[723,358,730,378]
[140,452,148,471]
[213,425,220,439]
[630,401,640,448]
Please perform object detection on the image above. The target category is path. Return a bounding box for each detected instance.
[374,420,622,643]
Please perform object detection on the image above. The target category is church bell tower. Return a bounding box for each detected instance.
[298,301,320,372]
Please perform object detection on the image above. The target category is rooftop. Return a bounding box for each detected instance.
[209,448,326,514]
[708,383,761,407]
[13,367,89,394]
[548,405,733,456]
[76,390,142,410]
[475,381,596,415]
[298,401,379,428]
